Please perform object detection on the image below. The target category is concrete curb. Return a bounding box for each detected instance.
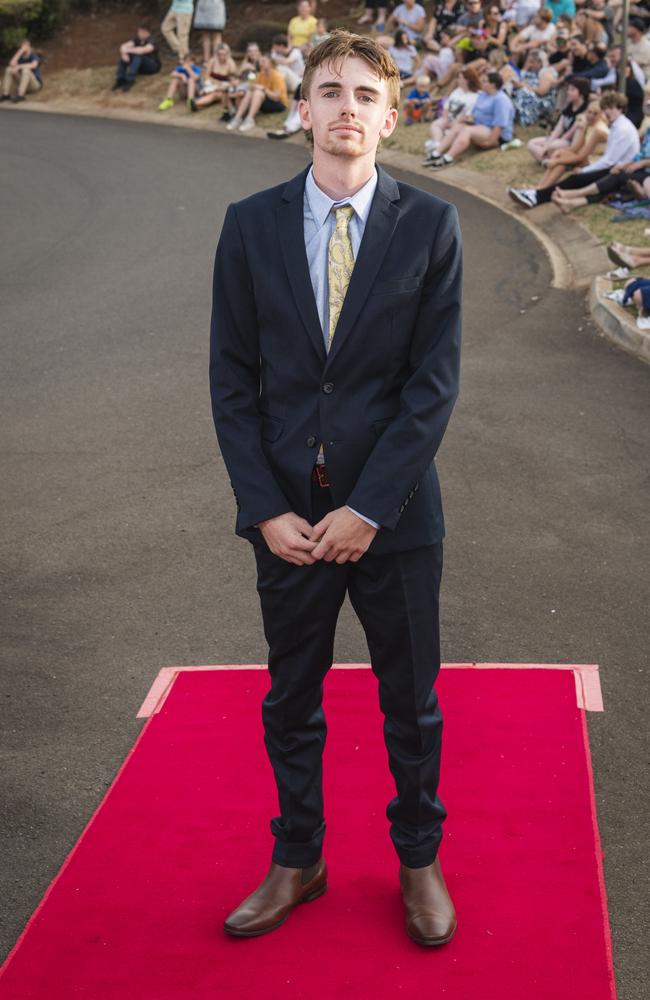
[3,99,648,362]
[589,275,650,364]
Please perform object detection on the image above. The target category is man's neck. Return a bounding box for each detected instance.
[311,153,377,202]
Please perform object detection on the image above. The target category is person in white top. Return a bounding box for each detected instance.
[508,91,639,207]
[386,0,427,43]
[510,8,556,55]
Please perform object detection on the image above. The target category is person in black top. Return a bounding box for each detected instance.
[623,61,645,129]
[1,39,43,103]
[112,26,161,93]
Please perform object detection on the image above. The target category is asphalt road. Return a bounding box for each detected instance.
[1,110,648,997]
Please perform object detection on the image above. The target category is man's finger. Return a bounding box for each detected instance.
[290,533,318,552]
[309,513,333,540]
[293,516,314,536]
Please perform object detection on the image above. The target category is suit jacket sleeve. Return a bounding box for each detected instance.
[345,202,462,531]
[209,204,292,530]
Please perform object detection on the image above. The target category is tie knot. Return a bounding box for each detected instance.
[333,204,354,229]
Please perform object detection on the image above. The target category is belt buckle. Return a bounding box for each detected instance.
[314,464,330,488]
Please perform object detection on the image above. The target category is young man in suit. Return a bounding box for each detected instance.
[210,29,462,946]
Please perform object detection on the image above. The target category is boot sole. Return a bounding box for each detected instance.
[223,882,328,938]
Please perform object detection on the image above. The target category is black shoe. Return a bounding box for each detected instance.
[0,93,11,102]
[220,110,233,121]
[189,98,198,112]
[121,80,134,92]
[111,79,124,91]
[10,95,25,103]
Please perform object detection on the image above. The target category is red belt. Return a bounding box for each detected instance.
[311,464,330,488]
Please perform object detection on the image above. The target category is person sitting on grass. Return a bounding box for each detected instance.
[607,276,650,331]
[189,42,238,115]
[526,75,590,163]
[158,56,202,111]
[112,26,161,92]
[1,38,43,103]
[510,9,557,59]
[386,29,420,88]
[226,53,288,132]
[403,74,433,124]
[220,42,261,119]
[551,124,650,213]
[607,241,650,270]
[510,49,559,127]
[419,28,455,83]
[288,0,318,53]
[427,69,515,168]
[385,0,428,46]
[536,97,608,187]
[422,63,481,162]
[508,91,639,208]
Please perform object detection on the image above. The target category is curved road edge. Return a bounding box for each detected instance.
[2,101,649,362]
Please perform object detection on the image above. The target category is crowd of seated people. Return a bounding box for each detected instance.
[5,0,650,203]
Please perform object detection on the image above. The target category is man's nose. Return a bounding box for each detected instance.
[339,92,358,116]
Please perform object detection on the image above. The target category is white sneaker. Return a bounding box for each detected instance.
[239,117,255,132]
[226,116,242,130]
[605,266,630,279]
[508,187,538,209]
[636,314,650,329]
[604,289,626,304]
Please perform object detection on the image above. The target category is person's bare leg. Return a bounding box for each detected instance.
[551,189,587,212]
[555,181,599,198]
[244,87,265,122]
[539,162,570,189]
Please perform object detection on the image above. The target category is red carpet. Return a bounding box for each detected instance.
[0,666,616,999]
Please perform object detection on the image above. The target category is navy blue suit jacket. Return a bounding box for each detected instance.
[210,162,462,555]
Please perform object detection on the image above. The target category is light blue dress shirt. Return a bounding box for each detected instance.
[303,165,380,530]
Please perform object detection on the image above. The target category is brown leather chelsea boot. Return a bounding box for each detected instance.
[399,857,457,946]
[224,858,327,937]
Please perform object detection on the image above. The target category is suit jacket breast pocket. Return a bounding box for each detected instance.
[369,275,423,297]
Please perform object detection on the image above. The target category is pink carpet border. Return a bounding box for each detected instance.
[0,662,614,999]
[136,662,604,718]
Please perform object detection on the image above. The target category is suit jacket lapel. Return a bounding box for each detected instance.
[325,164,401,369]
[278,165,327,364]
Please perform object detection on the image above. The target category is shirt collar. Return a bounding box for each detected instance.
[305,164,378,230]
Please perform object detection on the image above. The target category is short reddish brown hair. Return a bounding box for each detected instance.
[301,29,401,111]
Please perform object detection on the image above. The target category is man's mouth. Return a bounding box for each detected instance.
[331,124,362,134]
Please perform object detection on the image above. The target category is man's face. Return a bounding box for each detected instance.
[603,104,618,123]
[467,0,482,12]
[299,56,398,158]
[136,29,150,42]
[628,27,641,41]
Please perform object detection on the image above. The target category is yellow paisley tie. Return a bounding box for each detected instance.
[327,204,355,352]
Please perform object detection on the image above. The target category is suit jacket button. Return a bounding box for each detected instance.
[307,435,317,447]
[322,382,334,394]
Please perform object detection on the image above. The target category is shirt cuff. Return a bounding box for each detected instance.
[346,505,380,530]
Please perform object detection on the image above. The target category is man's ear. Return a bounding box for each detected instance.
[380,106,399,140]
[298,97,311,130]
